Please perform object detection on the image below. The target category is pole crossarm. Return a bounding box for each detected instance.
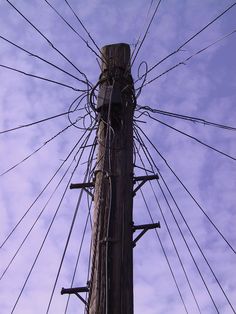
[133,222,161,247]
[133,174,159,195]
[70,182,94,199]
[61,286,89,306]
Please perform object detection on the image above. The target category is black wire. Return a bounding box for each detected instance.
[44,0,104,64]
[136,105,236,131]
[148,115,236,161]
[45,129,95,314]
[0,35,90,87]
[0,130,89,249]
[135,128,223,313]
[10,153,81,313]
[131,0,163,68]
[0,148,77,281]
[129,0,156,62]
[134,140,202,313]
[64,0,106,64]
[137,29,236,88]
[0,124,73,177]
[0,64,85,92]
[0,109,84,135]
[136,125,236,255]
[135,2,236,82]
[135,61,148,99]
[158,173,236,313]
[6,0,91,84]
[11,128,94,313]
[64,137,96,312]
[64,210,91,314]
[139,187,189,314]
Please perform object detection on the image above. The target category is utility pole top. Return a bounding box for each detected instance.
[101,43,131,73]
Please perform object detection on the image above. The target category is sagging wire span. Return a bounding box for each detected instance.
[0,129,90,250]
[135,105,236,131]
[135,28,236,90]
[135,2,236,84]
[136,124,236,255]
[44,0,105,66]
[134,129,235,313]
[6,0,91,86]
[0,124,74,177]
[0,35,91,88]
[148,114,236,161]
[0,64,86,92]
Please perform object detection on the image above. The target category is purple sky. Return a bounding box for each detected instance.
[0,1,236,313]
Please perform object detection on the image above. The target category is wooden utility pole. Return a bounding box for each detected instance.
[61,43,160,313]
[88,43,135,314]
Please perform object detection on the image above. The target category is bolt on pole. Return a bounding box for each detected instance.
[87,43,135,314]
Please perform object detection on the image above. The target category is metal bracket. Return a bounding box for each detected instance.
[70,182,94,199]
[133,222,161,247]
[133,174,159,195]
[61,286,89,306]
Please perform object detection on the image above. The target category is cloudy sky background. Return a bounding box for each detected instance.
[0,0,236,313]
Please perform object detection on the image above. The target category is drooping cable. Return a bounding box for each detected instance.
[0,124,73,177]
[0,108,83,135]
[45,130,96,314]
[139,186,189,314]
[134,140,202,313]
[0,64,85,92]
[63,136,96,313]
[137,29,236,89]
[137,125,236,255]
[136,105,236,131]
[135,129,224,313]
[135,2,236,83]
[0,35,91,88]
[44,0,104,64]
[131,0,163,68]
[10,127,94,313]
[6,0,90,84]
[0,129,89,249]
[64,0,106,63]
[148,115,236,161]
[0,147,78,281]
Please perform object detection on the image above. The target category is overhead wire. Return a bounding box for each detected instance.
[64,210,91,314]
[6,0,91,85]
[64,138,96,313]
[148,114,236,161]
[64,0,107,65]
[136,28,236,89]
[0,123,73,177]
[130,0,156,61]
[136,105,236,131]
[138,185,189,314]
[134,140,202,313]
[135,2,236,83]
[136,124,236,255]
[0,35,91,88]
[0,129,90,249]
[158,172,236,313]
[10,126,95,314]
[44,0,105,64]
[45,130,96,314]
[135,128,234,313]
[0,108,83,135]
[0,63,85,92]
[131,0,163,68]
[0,147,77,281]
